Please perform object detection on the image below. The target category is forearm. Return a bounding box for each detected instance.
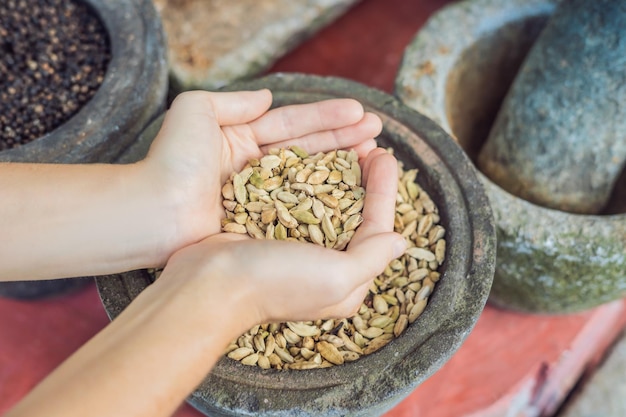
[5,270,251,417]
[0,162,175,280]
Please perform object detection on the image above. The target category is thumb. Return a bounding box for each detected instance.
[347,231,407,281]
[317,231,405,319]
[155,89,273,146]
[166,89,273,127]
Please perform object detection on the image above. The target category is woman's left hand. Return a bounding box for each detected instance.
[140,89,383,264]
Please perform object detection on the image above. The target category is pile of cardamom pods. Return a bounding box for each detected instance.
[221,146,364,249]
[221,146,446,369]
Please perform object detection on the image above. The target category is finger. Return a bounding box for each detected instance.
[318,280,372,319]
[352,139,379,160]
[344,231,406,291]
[361,147,390,185]
[167,89,272,127]
[342,150,405,284]
[157,92,221,147]
[258,112,383,155]
[352,151,400,244]
[203,232,251,244]
[251,99,369,145]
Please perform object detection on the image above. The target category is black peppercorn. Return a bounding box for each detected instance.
[0,0,111,150]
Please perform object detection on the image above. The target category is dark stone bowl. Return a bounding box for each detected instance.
[0,0,168,299]
[395,0,626,313]
[96,74,496,417]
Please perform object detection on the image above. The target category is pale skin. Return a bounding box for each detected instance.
[3,89,406,417]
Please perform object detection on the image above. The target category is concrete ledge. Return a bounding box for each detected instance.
[153,0,360,92]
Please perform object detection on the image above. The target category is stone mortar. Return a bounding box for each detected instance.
[96,73,496,416]
[477,0,626,214]
[0,0,168,299]
[0,0,168,164]
[395,0,626,313]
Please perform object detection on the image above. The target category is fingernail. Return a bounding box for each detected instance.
[392,238,407,259]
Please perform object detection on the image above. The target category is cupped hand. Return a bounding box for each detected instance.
[156,148,405,328]
[139,89,383,263]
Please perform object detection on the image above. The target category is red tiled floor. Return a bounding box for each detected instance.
[0,284,109,414]
[269,0,454,92]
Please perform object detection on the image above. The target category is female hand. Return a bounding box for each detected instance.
[139,89,383,265]
[154,147,405,326]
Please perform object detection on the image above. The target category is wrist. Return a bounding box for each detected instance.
[147,256,260,344]
[133,159,222,269]
[128,160,191,268]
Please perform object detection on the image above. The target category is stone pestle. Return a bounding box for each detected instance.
[477,0,626,214]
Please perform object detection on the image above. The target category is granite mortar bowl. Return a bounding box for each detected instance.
[0,0,168,300]
[395,0,626,313]
[96,73,496,417]
[0,0,168,165]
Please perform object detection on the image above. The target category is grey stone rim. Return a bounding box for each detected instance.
[97,73,495,416]
[395,0,626,313]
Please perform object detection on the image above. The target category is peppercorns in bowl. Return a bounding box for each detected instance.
[0,0,168,164]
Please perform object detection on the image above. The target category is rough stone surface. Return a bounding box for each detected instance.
[97,74,496,417]
[478,0,626,214]
[0,0,167,165]
[152,0,359,92]
[561,331,626,417]
[395,0,626,313]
